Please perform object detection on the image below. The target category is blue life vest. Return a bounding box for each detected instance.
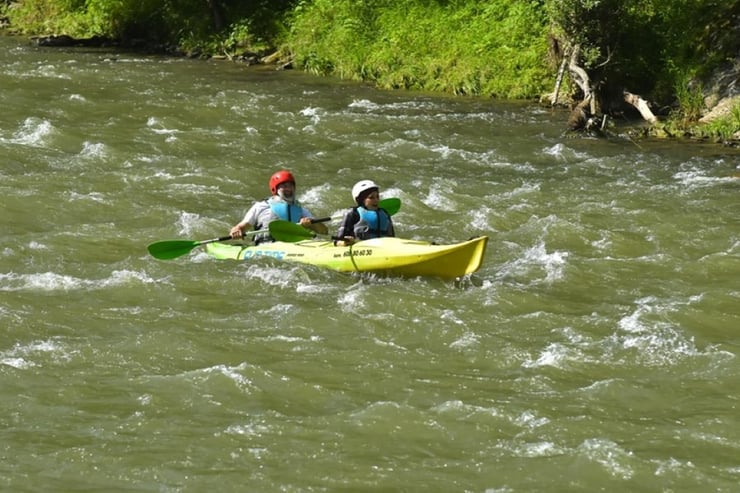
[355,207,391,239]
[253,198,304,245]
[270,200,303,223]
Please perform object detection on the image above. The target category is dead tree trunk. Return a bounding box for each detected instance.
[550,45,572,106]
[623,91,658,123]
[564,44,599,131]
[568,44,595,115]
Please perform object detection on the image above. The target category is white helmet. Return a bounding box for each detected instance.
[351,180,379,203]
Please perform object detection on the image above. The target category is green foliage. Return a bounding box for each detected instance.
[545,0,739,108]
[2,0,78,35]
[3,0,295,50]
[697,101,740,142]
[289,0,551,99]
[671,72,705,125]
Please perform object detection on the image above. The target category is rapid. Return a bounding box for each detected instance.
[1,35,739,492]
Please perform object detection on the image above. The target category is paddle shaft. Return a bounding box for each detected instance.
[148,230,266,260]
[310,216,333,224]
[309,197,401,224]
[196,235,233,246]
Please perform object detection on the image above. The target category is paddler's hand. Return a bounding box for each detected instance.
[229,226,243,238]
[301,217,328,234]
[335,236,356,246]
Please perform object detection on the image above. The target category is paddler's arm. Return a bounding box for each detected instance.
[230,202,262,239]
[230,220,252,238]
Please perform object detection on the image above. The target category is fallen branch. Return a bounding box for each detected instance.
[623,91,657,123]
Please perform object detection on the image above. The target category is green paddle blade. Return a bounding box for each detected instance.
[268,221,315,243]
[147,239,202,260]
[379,197,401,215]
[147,235,234,260]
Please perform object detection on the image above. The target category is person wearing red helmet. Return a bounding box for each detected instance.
[334,179,395,246]
[229,170,328,244]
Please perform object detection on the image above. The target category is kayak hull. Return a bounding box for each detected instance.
[205,236,488,279]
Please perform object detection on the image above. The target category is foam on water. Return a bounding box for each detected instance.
[1,339,68,370]
[8,117,55,146]
[467,206,494,231]
[348,98,441,114]
[209,363,255,388]
[510,441,564,458]
[448,331,480,349]
[523,342,576,369]
[542,142,592,162]
[145,116,180,141]
[298,182,332,209]
[0,269,158,292]
[421,180,456,210]
[242,264,300,288]
[175,211,209,236]
[299,106,321,122]
[578,438,635,479]
[34,64,72,80]
[337,285,366,311]
[79,141,108,159]
[674,169,740,187]
[67,191,108,203]
[498,240,569,285]
[348,99,381,111]
[261,304,294,316]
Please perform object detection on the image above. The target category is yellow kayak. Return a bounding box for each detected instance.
[204,236,488,279]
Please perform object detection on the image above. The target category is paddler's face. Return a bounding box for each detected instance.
[362,190,380,210]
[277,182,295,200]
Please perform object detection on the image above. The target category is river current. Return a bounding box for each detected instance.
[1,35,739,492]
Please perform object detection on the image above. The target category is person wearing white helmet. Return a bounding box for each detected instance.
[229,170,327,244]
[334,180,395,246]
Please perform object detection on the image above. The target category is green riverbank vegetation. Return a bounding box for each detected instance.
[2,0,738,143]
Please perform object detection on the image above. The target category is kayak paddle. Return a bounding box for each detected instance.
[150,198,402,257]
[147,229,266,260]
[270,197,401,243]
[307,197,401,223]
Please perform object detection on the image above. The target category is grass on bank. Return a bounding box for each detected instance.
[288,0,552,99]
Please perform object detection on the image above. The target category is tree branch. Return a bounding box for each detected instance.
[623,91,657,123]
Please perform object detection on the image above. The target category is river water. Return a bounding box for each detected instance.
[1,34,739,492]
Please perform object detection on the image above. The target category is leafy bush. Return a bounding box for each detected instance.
[2,0,295,50]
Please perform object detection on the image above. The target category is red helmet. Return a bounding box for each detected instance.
[269,170,296,194]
